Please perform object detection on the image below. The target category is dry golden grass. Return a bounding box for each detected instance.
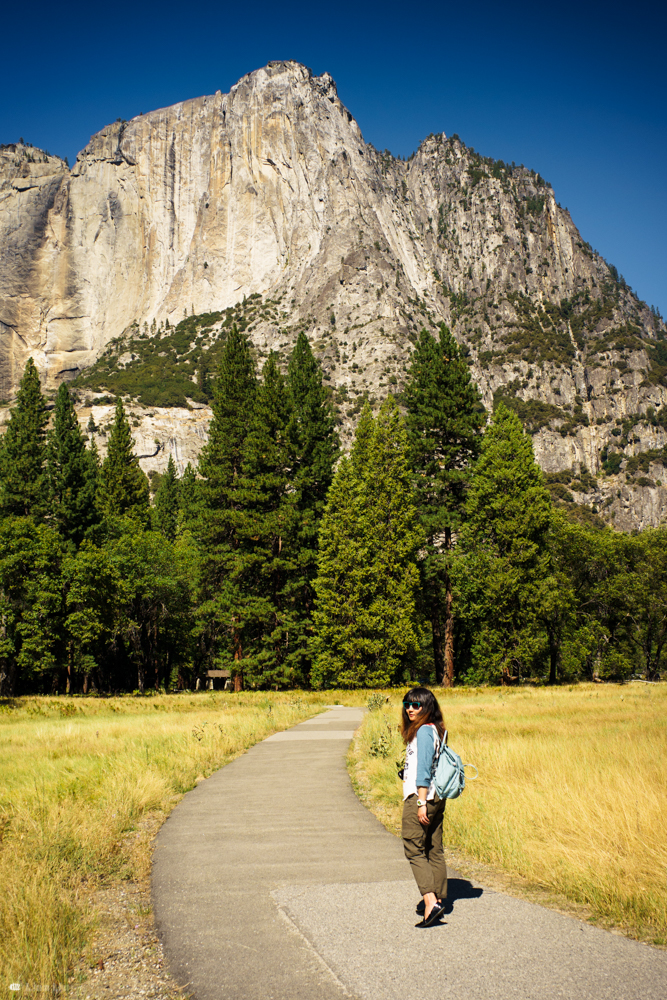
[0,690,362,991]
[349,683,667,945]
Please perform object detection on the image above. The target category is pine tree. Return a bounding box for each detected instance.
[312,399,423,688]
[96,398,150,524]
[464,403,552,557]
[350,400,375,474]
[404,324,484,685]
[154,455,179,541]
[456,403,553,684]
[199,326,257,498]
[197,360,212,401]
[0,358,49,519]
[230,353,298,687]
[177,462,200,532]
[46,383,98,545]
[286,332,338,678]
[197,326,257,683]
[310,457,363,686]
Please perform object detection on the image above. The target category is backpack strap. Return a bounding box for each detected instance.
[430,727,447,779]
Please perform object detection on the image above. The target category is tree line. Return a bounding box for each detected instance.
[0,324,665,696]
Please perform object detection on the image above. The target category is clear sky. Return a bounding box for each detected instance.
[3,0,665,315]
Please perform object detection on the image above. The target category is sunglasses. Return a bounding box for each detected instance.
[403,701,423,710]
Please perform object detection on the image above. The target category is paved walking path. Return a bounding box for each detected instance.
[152,708,667,999]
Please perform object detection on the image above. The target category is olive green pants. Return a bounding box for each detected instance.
[401,794,448,899]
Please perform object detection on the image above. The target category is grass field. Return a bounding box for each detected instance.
[348,683,667,946]
[4,683,665,991]
[0,691,361,991]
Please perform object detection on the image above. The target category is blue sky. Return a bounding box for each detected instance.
[3,0,665,314]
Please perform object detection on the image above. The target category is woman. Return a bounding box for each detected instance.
[400,686,447,926]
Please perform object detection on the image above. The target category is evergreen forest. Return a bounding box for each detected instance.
[1,325,665,696]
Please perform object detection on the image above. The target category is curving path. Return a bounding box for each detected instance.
[152,707,667,999]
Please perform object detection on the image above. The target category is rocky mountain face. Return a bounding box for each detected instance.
[1,60,666,529]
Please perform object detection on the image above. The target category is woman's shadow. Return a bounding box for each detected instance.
[442,877,484,914]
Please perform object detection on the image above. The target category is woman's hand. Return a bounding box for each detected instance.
[418,804,429,827]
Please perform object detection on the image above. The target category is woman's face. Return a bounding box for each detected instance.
[404,700,424,722]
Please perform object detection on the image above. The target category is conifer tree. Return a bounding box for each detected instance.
[456,403,552,684]
[47,383,98,545]
[0,358,49,519]
[177,462,200,532]
[404,324,484,685]
[197,326,257,681]
[96,398,150,524]
[286,332,338,673]
[350,400,375,474]
[154,455,179,541]
[229,354,298,687]
[310,457,363,686]
[198,326,257,499]
[197,360,212,401]
[312,399,423,688]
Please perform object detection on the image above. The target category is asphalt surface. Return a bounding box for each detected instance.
[152,707,667,1000]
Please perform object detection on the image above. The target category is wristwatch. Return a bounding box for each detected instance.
[416,798,427,807]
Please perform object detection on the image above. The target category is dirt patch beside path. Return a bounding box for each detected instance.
[70,815,190,1000]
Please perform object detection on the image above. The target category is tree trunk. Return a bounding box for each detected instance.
[548,629,558,685]
[66,642,73,695]
[233,636,243,692]
[442,528,454,688]
[443,573,454,688]
[431,612,445,686]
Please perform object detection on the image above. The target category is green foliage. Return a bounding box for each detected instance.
[196,325,257,668]
[645,337,667,387]
[455,404,553,683]
[285,331,338,676]
[492,385,564,434]
[223,353,301,687]
[311,400,424,688]
[525,194,545,215]
[177,462,200,533]
[153,456,179,541]
[0,358,49,519]
[47,384,98,545]
[196,331,337,689]
[96,399,150,525]
[404,324,484,682]
[106,527,193,693]
[501,293,576,365]
[625,448,667,477]
[601,530,667,681]
[0,518,65,691]
[72,298,264,408]
[600,446,623,475]
[5,330,667,696]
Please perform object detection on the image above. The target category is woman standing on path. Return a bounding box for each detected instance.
[400,686,447,927]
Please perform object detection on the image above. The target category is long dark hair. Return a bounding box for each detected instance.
[400,687,445,744]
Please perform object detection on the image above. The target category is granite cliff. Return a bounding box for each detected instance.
[1,61,666,529]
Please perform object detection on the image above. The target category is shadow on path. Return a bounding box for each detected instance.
[443,876,484,914]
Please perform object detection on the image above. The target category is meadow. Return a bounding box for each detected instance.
[4,683,665,993]
[0,691,360,990]
[349,683,667,946]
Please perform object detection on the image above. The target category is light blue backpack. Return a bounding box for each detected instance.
[433,730,478,800]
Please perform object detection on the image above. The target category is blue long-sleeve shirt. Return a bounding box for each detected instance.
[416,724,439,787]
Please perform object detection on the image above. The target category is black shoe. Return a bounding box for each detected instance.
[421,901,446,927]
[416,898,442,916]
